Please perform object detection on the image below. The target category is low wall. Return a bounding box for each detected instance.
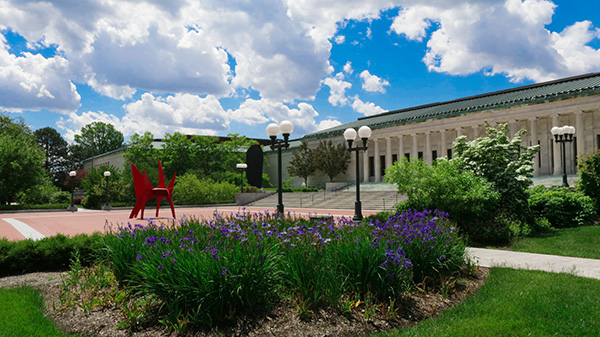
[235,191,277,205]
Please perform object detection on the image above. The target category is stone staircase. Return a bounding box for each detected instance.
[247,183,405,211]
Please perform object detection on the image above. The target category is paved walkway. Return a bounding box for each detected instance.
[467,247,600,280]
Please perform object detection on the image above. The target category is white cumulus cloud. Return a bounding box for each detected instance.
[360,70,390,93]
[323,72,352,106]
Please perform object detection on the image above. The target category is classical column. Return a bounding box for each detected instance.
[411,133,418,160]
[456,127,462,138]
[509,120,518,138]
[385,136,393,169]
[552,114,561,175]
[374,138,381,182]
[398,135,404,161]
[576,111,585,156]
[473,124,480,138]
[363,141,369,183]
[529,117,539,176]
[440,129,447,158]
[425,131,432,165]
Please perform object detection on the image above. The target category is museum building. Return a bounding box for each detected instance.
[269,73,600,187]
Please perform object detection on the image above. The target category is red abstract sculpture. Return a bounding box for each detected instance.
[129,160,176,219]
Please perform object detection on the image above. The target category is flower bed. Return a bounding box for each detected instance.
[103,209,465,329]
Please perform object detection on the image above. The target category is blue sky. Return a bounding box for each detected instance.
[1,0,599,142]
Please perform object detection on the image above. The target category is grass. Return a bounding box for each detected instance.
[508,225,600,259]
[0,286,79,337]
[375,268,600,337]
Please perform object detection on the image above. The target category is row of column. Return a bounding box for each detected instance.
[363,111,586,182]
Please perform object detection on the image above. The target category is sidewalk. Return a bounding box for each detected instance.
[467,247,600,280]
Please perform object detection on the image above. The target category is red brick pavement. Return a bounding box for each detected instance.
[0,206,378,241]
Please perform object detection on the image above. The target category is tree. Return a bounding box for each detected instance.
[71,122,124,167]
[34,127,70,187]
[287,141,316,186]
[0,115,46,204]
[313,140,350,182]
[453,122,539,222]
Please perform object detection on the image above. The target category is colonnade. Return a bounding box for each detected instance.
[360,110,592,183]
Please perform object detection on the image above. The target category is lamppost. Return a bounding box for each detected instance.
[266,120,294,214]
[551,125,576,187]
[67,171,78,212]
[236,163,248,193]
[102,171,112,211]
[344,125,372,221]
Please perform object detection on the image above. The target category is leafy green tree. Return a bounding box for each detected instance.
[70,122,124,167]
[453,122,539,222]
[34,127,70,187]
[577,150,600,212]
[313,140,350,182]
[287,141,316,186]
[124,132,159,175]
[0,115,46,204]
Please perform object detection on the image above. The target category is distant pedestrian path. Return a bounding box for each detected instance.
[467,247,600,280]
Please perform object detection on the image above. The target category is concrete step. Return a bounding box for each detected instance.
[247,190,405,211]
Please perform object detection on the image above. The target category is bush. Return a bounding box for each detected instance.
[385,158,502,244]
[81,166,130,209]
[577,150,600,212]
[173,173,237,205]
[0,233,104,277]
[18,183,70,204]
[528,185,596,228]
[104,210,465,329]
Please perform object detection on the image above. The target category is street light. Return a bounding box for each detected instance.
[344,125,372,221]
[266,120,293,214]
[67,171,78,212]
[102,171,112,211]
[551,125,576,187]
[236,163,248,193]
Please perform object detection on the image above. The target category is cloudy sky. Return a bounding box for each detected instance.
[1,0,599,141]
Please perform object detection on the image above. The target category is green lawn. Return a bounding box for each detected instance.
[374,268,600,337]
[508,225,600,259]
[0,287,78,337]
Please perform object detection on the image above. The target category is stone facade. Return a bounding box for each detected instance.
[268,73,600,188]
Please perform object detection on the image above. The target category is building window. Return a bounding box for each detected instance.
[369,156,374,179]
[418,151,423,160]
[447,149,452,159]
[432,150,438,162]
[380,155,386,177]
[405,153,410,162]
[538,140,541,168]
[392,154,398,163]
[597,135,600,149]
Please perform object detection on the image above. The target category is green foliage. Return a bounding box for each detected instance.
[18,182,70,204]
[0,114,47,204]
[81,166,131,209]
[172,173,237,205]
[577,150,600,212]
[34,126,70,187]
[0,203,70,211]
[453,122,539,223]
[0,233,103,277]
[385,158,502,244]
[313,140,350,182]
[528,185,596,228]
[287,141,317,186]
[70,122,124,167]
[104,210,465,329]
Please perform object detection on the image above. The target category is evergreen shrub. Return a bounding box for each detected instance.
[528,185,596,228]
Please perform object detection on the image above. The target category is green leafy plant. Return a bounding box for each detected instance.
[577,150,600,213]
[528,185,596,228]
[172,173,237,205]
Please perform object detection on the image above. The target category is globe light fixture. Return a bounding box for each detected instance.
[266,120,293,214]
[67,171,78,212]
[102,171,112,211]
[236,163,248,193]
[550,125,576,187]
[344,125,371,221]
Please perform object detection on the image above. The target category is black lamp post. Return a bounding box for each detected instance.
[344,125,372,221]
[102,171,112,211]
[266,120,294,214]
[236,163,248,193]
[551,125,576,187]
[67,171,78,212]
